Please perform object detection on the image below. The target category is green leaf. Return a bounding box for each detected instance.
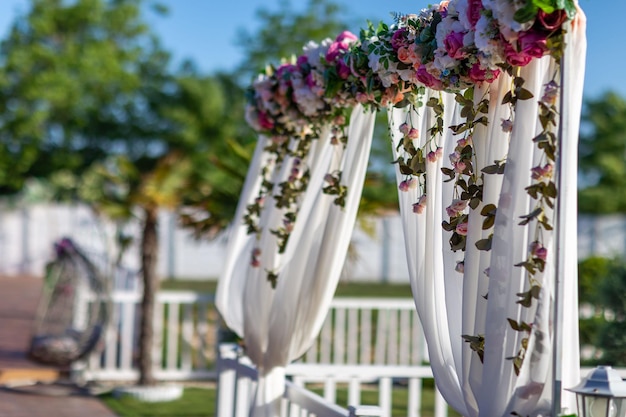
[399,163,414,175]
[531,285,542,299]
[514,2,539,24]
[480,204,497,216]
[482,215,495,230]
[502,91,513,105]
[532,0,557,14]
[469,197,481,210]
[475,234,493,251]
[562,0,577,19]
[450,233,466,251]
[516,88,535,100]
[515,261,536,275]
[508,318,521,331]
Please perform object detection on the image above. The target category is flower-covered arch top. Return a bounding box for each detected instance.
[221,1,585,416]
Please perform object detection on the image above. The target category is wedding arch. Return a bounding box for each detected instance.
[216,1,586,416]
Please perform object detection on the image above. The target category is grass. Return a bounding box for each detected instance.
[101,387,216,417]
[161,279,413,298]
[101,384,457,417]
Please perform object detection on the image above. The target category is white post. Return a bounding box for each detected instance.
[434,387,448,417]
[408,377,422,417]
[217,344,238,417]
[379,377,392,417]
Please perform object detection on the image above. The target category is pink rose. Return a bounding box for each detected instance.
[504,31,548,67]
[530,241,548,261]
[427,147,444,163]
[504,46,533,67]
[457,136,472,147]
[468,63,487,83]
[326,31,358,62]
[454,160,467,173]
[399,123,410,135]
[413,194,427,214]
[296,55,308,67]
[466,0,483,29]
[397,46,412,64]
[450,199,468,213]
[258,111,274,130]
[335,30,358,45]
[276,63,296,78]
[519,31,548,58]
[337,61,351,79]
[407,128,420,140]
[537,9,568,31]
[325,42,344,62]
[356,92,375,104]
[531,163,553,181]
[407,46,421,64]
[391,28,408,51]
[456,222,469,236]
[444,31,467,60]
[399,178,417,192]
[416,65,443,90]
[305,73,317,88]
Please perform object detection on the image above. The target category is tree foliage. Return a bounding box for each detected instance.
[594,258,626,366]
[578,91,626,213]
[235,0,349,82]
[0,0,252,385]
[0,0,170,194]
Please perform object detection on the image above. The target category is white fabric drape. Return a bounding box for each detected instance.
[390,15,586,417]
[217,105,376,417]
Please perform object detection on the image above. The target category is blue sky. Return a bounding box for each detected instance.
[0,0,620,99]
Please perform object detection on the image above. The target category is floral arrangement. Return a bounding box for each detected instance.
[243,0,577,372]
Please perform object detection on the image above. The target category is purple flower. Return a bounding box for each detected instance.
[444,31,467,60]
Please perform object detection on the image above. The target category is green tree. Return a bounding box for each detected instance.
[0,0,171,194]
[594,259,626,366]
[0,0,248,386]
[578,91,626,213]
[236,0,349,82]
[577,256,611,365]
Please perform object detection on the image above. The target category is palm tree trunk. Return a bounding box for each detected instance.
[138,206,159,386]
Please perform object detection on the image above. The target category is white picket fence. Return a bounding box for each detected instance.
[78,291,445,416]
[302,297,427,366]
[80,292,428,381]
[80,290,219,381]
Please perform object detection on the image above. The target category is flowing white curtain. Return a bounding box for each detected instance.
[390,15,586,417]
[216,105,376,417]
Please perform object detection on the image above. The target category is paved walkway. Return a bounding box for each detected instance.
[0,275,118,417]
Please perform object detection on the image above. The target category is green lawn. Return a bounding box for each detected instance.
[101,384,457,417]
[101,387,216,417]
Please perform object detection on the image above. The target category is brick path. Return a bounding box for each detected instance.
[0,275,118,417]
